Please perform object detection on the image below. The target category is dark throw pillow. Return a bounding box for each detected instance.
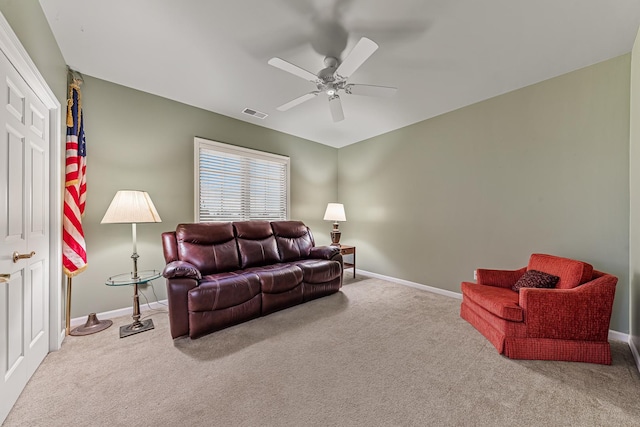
[512,270,559,292]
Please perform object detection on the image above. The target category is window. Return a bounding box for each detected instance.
[195,137,290,222]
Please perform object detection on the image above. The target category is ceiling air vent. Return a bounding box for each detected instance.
[242,108,268,119]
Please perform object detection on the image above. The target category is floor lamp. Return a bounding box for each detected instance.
[101,190,162,337]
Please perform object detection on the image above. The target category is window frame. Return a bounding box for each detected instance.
[194,137,290,222]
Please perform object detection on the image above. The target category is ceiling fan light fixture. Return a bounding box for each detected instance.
[267,37,396,122]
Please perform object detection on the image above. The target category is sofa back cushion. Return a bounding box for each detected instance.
[233,221,280,268]
[271,221,314,261]
[161,231,179,263]
[527,253,593,289]
[175,223,240,275]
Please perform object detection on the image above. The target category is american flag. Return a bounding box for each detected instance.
[62,81,88,277]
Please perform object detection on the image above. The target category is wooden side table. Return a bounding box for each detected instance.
[339,245,356,278]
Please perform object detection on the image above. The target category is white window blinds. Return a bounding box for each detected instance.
[195,138,290,222]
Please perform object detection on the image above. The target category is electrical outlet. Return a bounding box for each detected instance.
[473,270,477,281]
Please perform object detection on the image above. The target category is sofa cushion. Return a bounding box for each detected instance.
[248,263,304,294]
[271,221,314,261]
[162,231,179,263]
[188,296,261,339]
[512,270,559,292]
[461,282,523,322]
[176,223,239,275]
[234,221,280,268]
[189,271,260,312]
[295,259,342,284]
[527,253,593,289]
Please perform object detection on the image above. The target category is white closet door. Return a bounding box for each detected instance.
[0,47,50,422]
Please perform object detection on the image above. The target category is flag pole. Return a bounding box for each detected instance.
[66,276,72,335]
[63,73,110,337]
[63,72,87,336]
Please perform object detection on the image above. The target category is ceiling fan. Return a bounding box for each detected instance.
[268,37,397,122]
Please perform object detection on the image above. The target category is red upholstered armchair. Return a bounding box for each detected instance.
[460,254,617,364]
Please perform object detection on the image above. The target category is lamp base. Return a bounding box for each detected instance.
[119,318,154,338]
[330,230,342,246]
[69,313,113,336]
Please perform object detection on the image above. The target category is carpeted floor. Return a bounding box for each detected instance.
[3,277,640,426]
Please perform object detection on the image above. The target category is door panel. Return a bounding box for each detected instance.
[6,270,24,375]
[27,259,46,379]
[24,88,49,379]
[6,78,24,122]
[30,260,45,341]
[0,272,24,419]
[30,143,45,235]
[7,127,24,241]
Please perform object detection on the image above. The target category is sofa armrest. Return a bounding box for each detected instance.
[309,246,341,260]
[476,267,527,288]
[162,260,202,280]
[519,273,617,341]
[165,277,199,339]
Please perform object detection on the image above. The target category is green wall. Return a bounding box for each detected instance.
[630,27,640,356]
[339,55,631,333]
[70,76,338,317]
[0,0,67,105]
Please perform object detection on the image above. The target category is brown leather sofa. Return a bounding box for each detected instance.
[161,220,343,339]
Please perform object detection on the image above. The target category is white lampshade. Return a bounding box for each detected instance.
[101,190,162,224]
[323,203,346,222]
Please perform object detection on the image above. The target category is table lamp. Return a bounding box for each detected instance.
[101,190,162,337]
[323,203,346,246]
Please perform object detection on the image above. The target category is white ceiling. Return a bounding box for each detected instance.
[39,0,640,148]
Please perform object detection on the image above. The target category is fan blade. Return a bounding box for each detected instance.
[268,57,318,82]
[328,95,344,122]
[345,84,397,97]
[335,37,378,79]
[276,92,319,111]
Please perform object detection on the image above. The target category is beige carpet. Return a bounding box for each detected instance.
[4,277,640,426]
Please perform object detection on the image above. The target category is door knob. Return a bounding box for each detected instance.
[12,251,35,263]
[0,273,9,283]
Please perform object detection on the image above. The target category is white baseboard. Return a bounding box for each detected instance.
[358,269,463,300]
[70,299,168,328]
[356,269,628,343]
[608,329,630,343]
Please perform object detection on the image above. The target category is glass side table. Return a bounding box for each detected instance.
[106,269,161,338]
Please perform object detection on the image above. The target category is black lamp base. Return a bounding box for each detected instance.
[119,318,154,338]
